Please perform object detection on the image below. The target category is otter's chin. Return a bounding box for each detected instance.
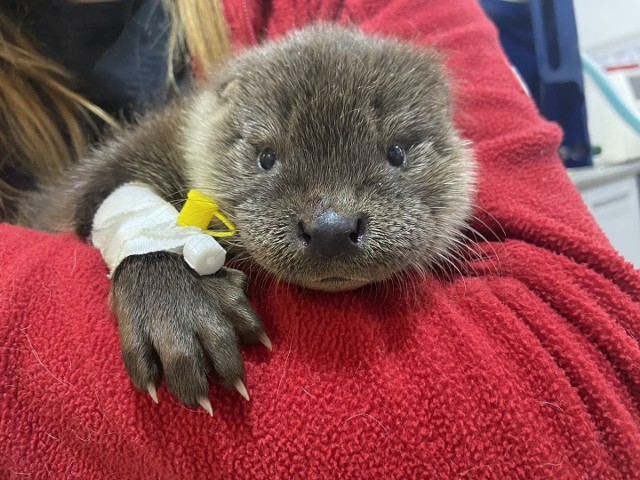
[293,277,370,292]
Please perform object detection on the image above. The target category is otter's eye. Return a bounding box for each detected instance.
[387,144,405,167]
[258,148,277,170]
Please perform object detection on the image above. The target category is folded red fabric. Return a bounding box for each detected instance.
[2,0,639,478]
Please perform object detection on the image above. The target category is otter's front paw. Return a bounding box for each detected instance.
[110,252,269,413]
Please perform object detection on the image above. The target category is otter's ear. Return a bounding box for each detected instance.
[212,72,242,103]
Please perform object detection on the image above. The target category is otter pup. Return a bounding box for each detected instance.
[18,25,475,412]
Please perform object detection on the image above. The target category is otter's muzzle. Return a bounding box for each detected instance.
[297,208,365,259]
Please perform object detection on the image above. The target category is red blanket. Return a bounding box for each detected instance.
[2,0,640,478]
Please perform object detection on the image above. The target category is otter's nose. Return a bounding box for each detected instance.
[298,209,365,258]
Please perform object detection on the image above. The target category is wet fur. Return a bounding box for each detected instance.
[17,25,475,406]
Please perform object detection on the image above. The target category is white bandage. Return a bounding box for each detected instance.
[91,183,226,276]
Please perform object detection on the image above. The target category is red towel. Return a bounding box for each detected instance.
[2,0,640,478]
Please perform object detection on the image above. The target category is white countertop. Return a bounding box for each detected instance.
[568,158,640,189]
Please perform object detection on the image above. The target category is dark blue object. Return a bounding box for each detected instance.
[7,0,189,118]
[480,0,592,168]
[90,0,188,116]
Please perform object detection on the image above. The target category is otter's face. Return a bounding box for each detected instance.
[185,26,475,291]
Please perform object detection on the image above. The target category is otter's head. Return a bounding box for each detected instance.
[184,25,475,291]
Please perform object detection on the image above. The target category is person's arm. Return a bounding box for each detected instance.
[345,0,635,289]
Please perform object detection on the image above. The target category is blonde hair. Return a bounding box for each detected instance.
[0,12,117,214]
[164,0,232,80]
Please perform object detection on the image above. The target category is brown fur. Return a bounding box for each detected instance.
[18,25,475,406]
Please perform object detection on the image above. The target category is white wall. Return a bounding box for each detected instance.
[573,0,640,50]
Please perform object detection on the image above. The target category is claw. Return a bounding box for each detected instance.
[235,379,250,401]
[147,383,159,404]
[197,396,214,416]
[258,333,273,352]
